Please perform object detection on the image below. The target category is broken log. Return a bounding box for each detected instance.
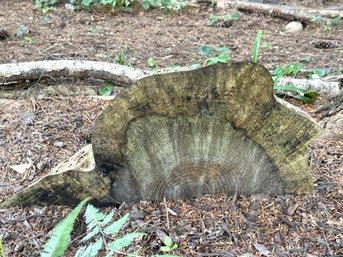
[0,60,148,87]
[231,1,343,24]
[0,62,322,207]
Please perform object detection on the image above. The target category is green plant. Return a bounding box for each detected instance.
[75,204,144,257]
[252,30,265,63]
[141,0,188,11]
[206,13,240,26]
[41,197,91,257]
[159,235,178,252]
[323,16,340,31]
[35,0,57,12]
[271,63,317,103]
[41,197,146,257]
[98,82,113,96]
[205,53,231,65]
[0,238,5,257]
[113,46,134,66]
[251,31,316,104]
[273,85,317,104]
[81,0,135,10]
[271,63,302,85]
[15,25,28,37]
[198,45,231,66]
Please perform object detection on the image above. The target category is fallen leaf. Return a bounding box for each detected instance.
[9,163,32,173]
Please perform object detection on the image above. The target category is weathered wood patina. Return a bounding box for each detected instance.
[1,62,322,207]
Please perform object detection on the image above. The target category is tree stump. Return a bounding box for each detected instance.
[1,62,322,207]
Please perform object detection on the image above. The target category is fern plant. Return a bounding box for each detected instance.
[41,198,145,257]
[41,197,91,257]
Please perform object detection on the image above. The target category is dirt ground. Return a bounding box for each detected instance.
[0,0,342,256]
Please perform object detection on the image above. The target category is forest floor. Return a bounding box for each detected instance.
[0,0,342,256]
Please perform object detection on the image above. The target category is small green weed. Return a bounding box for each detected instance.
[148,57,159,70]
[206,53,231,65]
[113,46,135,66]
[15,25,28,37]
[271,63,302,85]
[206,13,240,26]
[98,82,113,96]
[35,0,56,12]
[252,30,265,63]
[252,31,317,104]
[272,63,317,103]
[81,0,135,10]
[198,45,231,65]
[141,0,188,11]
[322,16,340,32]
[159,235,178,252]
[35,0,136,12]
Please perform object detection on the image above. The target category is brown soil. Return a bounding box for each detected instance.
[0,0,342,256]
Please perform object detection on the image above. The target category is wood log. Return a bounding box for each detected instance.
[0,62,322,207]
[0,60,148,87]
[231,1,343,24]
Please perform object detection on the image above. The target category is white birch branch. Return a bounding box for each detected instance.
[277,77,341,96]
[0,60,149,87]
[230,1,343,24]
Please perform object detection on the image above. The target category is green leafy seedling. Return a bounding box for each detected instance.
[207,15,220,26]
[15,25,28,37]
[98,83,113,96]
[199,46,213,57]
[206,53,231,65]
[160,235,178,252]
[148,57,158,68]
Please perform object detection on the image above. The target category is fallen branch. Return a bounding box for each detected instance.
[277,77,341,96]
[0,60,149,87]
[231,1,343,24]
[0,60,340,98]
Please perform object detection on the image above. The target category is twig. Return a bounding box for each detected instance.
[163,197,170,231]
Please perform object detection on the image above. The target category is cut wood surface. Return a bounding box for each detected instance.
[1,62,322,207]
[231,1,343,24]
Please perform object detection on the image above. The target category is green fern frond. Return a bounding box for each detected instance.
[107,232,145,252]
[104,213,129,235]
[100,211,115,226]
[80,204,106,242]
[74,238,103,257]
[41,197,91,257]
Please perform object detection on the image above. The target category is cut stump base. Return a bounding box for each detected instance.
[1,62,322,207]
